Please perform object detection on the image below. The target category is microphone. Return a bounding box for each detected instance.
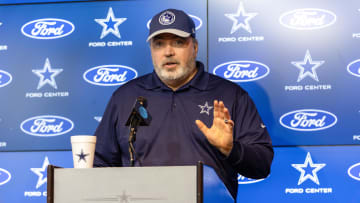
[125,96,151,127]
[125,96,150,167]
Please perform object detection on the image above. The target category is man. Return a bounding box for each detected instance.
[94,8,273,199]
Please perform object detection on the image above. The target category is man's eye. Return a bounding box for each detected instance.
[153,41,163,47]
[174,40,185,46]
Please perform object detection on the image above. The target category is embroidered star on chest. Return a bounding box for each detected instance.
[198,101,213,115]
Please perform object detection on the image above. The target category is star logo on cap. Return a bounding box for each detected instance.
[159,11,176,25]
[224,1,258,34]
[292,152,326,185]
[32,58,63,90]
[95,7,127,39]
[31,156,50,189]
[198,101,213,116]
[76,149,89,163]
[291,50,324,82]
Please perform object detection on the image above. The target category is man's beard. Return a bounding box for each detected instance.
[153,56,196,85]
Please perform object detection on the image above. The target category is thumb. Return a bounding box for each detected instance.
[195,120,209,137]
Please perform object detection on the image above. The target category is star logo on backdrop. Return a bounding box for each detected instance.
[31,156,50,189]
[95,7,127,39]
[76,149,89,163]
[224,1,258,34]
[32,58,63,90]
[292,152,326,185]
[94,116,102,122]
[198,101,213,115]
[291,50,324,82]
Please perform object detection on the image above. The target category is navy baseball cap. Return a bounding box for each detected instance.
[147,8,196,42]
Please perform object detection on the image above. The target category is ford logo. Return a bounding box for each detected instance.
[21,18,75,39]
[238,174,265,184]
[0,168,11,186]
[279,8,336,30]
[280,109,337,131]
[20,115,74,136]
[147,14,203,30]
[83,65,138,86]
[348,163,360,181]
[213,61,270,82]
[347,59,360,77]
[0,70,12,88]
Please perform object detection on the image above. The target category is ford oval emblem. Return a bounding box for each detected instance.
[238,174,266,184]
[0,70,12,88]
[347,59,360,78]
[20,115,74,136]
[279,8,336,30]
[348,163,360,181]
[0,168,11,186]
[83,65,138,86]
[213,61,270,82]
[21,18,75,39]
[279,109,337,131]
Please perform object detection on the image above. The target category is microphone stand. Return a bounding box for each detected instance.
[128,112,139,167]
[128,126,137,167]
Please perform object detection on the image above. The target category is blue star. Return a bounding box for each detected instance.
[32,58,63,90]
[224,1,258,34]
[291,50,324,82]
[76,149,90,163]
[31,156,50,189]
[95,7,127,39]
[198,101,213,116]
[292,152,326,185]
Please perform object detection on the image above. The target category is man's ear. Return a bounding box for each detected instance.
[193,38,198,54]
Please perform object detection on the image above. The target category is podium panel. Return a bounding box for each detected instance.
[51,166,199,203]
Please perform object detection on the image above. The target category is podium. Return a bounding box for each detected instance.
[47,162,234,203]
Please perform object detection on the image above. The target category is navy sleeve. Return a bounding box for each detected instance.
[93,94,122,167]
[226,90,274,179]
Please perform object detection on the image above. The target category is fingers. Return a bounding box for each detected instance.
[195,120,209,137]
[213,100,230,120]
[213,100,219,118]
[224,106,231,121]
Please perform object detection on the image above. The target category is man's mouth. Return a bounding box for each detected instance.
[163,61,179,68]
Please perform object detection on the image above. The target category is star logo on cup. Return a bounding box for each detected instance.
[76,149,90,163]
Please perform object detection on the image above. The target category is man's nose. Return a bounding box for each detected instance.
[164,44,175,57]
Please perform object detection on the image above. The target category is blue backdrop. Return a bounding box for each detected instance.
[0,0,359,202]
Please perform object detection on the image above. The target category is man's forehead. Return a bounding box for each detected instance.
[152,33,190,41]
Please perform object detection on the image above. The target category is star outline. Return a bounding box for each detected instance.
[291,49,324,82]
[95,7,127,39]
[198,101,214,116]
[291,152,326,185]
[30,156,50,189]
[32,58,63,90]
[224,1,258,34]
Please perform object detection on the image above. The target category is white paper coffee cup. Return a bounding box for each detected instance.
[71,135,96,168]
